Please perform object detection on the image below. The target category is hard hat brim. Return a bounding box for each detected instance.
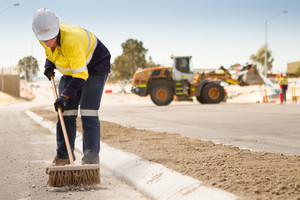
[35,27,59,41]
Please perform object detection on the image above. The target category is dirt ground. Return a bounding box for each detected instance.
[30,106,300,200]
[0,91,25,106]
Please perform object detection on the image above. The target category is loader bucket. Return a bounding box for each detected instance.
[238,65,265,86]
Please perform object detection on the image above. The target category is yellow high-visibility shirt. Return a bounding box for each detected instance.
[40,22,97,81]
[279,77,288,85]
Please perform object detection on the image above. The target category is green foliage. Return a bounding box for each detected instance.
[250,45,274,74]
[111,39,153,81]
[18,56,39,81]
[296,64,300,77]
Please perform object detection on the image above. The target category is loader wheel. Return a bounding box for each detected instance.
[196,95,205,104]
[200,82,225,104]
[150,83,173,106]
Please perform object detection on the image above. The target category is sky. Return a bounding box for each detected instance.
[0,0,300,77]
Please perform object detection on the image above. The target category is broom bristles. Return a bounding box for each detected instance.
[47,165,100,187]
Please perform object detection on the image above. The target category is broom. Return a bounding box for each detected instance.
[47,76,100,187]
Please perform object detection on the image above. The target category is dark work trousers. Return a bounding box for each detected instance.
[282,85,288,103]
[56,74,107,164]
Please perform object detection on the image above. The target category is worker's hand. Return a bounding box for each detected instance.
[54,96,67,113]
[44,65,55,81]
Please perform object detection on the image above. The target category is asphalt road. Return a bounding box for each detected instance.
[2,81,298,199]
[0,83,148,200]
[100,93,300,156]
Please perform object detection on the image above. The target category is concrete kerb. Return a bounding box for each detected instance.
[26,109,238,200]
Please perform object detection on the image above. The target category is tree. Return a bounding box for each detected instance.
[148,56,159,68]
[18,56,39,81]
[250,45,274,74]
[111,39,150,80]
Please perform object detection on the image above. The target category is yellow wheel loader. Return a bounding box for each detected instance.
[131,56,264,106]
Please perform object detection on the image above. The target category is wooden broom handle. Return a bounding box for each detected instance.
[50,77,74,165]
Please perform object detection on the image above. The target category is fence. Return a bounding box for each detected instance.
[0,66,20,97]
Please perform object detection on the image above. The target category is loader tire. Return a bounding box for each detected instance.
[150,83,173,106]
[196,95,205,104]
[200,82,225,104]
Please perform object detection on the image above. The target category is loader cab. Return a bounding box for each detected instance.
[175,57,192,73]
[171,56,195,98]
[171,56,194,82]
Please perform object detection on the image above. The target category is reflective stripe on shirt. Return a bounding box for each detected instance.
[84,29,91,55]
[55,65,87,74]
[72,65,88,73]
[86,37,98,65]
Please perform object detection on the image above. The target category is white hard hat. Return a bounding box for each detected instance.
[32,8,59,41]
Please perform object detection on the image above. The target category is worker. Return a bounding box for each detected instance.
[279,74,288,104]
[32,8,111,165]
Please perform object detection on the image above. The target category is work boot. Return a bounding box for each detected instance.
[49,155,76,166]
[45,156,76,174]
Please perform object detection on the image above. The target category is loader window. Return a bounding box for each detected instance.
[175,58,193,73]
[151,69,161,77]
[164,69,171,77]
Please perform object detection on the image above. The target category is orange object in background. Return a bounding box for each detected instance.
[276,73,281,80]
[279,84,283,104]
[279,93,283,104]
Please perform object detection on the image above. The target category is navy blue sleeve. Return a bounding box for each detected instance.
[62,77,85,99]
